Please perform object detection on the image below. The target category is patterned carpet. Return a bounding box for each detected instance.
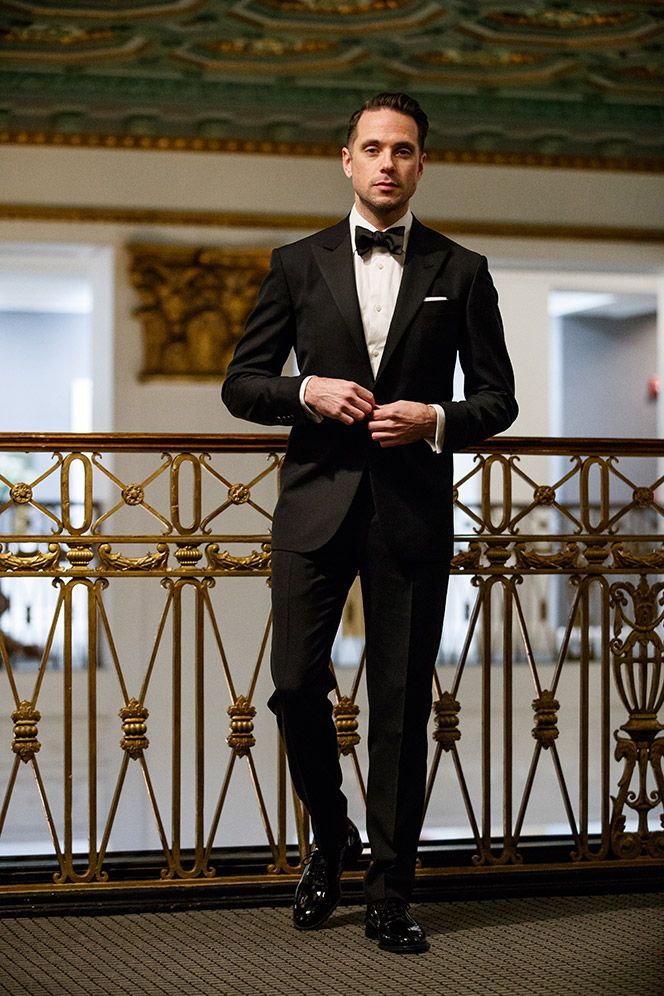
[1,892,662,996]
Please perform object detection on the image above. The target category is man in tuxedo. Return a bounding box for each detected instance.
[222,92,517,953]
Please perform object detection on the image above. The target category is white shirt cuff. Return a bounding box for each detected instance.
[299,375,323,423]
[426,404,445,453]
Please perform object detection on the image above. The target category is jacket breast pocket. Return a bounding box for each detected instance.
[422,296,456,308]
[418,297,458,331]
[414,298,459,363]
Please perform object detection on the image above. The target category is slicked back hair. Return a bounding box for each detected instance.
[346,92,429,152]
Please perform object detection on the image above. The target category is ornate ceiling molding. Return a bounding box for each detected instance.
[2,1,206,18]
[231,0,447,34]
[0,128,661,173]
[0,1,662,170]
[173,37,367,73]
[0,26,149,62]
[460,9,664,49]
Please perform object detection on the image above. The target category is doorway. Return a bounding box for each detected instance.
[0,243,113,670]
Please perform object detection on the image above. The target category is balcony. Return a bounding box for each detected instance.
[0,433,662,912]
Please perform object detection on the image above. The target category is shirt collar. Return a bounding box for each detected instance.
[349,206,413,254]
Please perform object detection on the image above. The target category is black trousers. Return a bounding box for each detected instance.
[268,475,449,903]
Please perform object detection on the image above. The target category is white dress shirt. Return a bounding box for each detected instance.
[300,206,445,452]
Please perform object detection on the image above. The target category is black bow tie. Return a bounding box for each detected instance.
[355,225,405,257]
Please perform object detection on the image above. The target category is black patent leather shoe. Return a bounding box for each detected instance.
[293,820,363,931]
[365,899,430,953]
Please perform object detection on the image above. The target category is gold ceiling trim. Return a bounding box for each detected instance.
[0,24,117,44]
[1,0,206,20]
[0,128,662,173]
[1,203,663,245]
[232,0,446,34]
[591,68,664,93]
[391,55,575,86]
[172,41,367,74]
[461,14,664,50]
[0,36,149,62]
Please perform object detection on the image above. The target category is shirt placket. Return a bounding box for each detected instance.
[366,251,390,375]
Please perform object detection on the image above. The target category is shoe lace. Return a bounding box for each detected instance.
[302,849,329,887]
[377,899,409,924]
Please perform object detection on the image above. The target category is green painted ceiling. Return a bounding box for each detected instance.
[0,1,663,169]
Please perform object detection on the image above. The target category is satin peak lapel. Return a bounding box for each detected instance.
[312,230,373,380]
[376,223,450,381]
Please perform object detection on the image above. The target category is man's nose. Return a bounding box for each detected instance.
[379,152,395,171]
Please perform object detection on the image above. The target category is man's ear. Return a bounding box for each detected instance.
[341,147,352,178]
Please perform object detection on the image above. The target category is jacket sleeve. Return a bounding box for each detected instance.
[221,249,306,426]
[440,255,518,450]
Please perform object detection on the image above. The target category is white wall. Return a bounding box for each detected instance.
[2,144,664,233]
[1,142,663,439]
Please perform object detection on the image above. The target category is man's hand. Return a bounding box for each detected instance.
[304,376,375,425]
[368,401,436,448]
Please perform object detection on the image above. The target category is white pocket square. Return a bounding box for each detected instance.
[423,296,448,302]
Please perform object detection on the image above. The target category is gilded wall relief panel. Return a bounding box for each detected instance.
[129,244,270,380]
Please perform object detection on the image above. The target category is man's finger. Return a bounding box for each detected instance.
[368,417,395,432]
[355,385,376,404]
[352,399,374,416]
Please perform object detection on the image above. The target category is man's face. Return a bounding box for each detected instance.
[342,108,425,229]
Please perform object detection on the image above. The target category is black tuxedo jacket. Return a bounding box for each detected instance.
[222,217,517,563]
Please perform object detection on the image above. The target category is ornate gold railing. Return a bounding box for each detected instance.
[0,434,662,900]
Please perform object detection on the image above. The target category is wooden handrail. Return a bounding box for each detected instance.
[0,433,661,456]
